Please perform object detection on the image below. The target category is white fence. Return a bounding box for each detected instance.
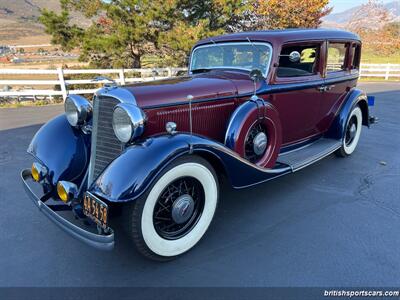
[359,63,400,80]
[0,67,186,101]
[0,64,398,102]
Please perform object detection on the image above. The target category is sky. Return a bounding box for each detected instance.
[329,0,394,13]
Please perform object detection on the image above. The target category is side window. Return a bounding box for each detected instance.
[351,44,361,70]
[277,43,320,77]
[327,43,348,72]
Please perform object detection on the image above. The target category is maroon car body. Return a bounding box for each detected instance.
[127,29,363,164]
[22,29,373,259]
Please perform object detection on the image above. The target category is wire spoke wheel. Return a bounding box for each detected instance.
[245,122,268,163]
[336,106,363,157]
[345,115,358,147]
[153,177,205,240]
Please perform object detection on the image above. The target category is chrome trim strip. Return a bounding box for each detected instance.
[87,95,99,185]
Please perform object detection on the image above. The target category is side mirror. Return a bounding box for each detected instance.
[249,69,264,82]
[288,51,301,62]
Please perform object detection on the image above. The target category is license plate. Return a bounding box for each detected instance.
[83,193,108,229]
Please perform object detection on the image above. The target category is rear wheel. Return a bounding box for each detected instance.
[123,156,218,260]
[336,106,363,157]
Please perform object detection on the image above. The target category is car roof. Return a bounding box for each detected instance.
[194,28,360,48]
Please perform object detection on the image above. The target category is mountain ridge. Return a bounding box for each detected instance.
[0,0,87,45]
[323,1,400,25]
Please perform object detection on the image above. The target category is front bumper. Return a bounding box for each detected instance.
[21,169,114,251]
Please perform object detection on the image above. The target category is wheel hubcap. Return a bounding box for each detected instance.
[253,132,268,156]
[349,123,357,140]
[171,194,195,224]
[345,116,358,146]
[153,177,205,240]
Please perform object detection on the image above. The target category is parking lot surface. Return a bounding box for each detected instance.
[0,82,399,287]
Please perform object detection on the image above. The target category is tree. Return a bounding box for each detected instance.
[347,0,391,32]
[40,0,253,67]
[40,0,334,67]
[253,0,332,29]
[40,0,180,68]
[346,0,397,56]
[159,0,250,65]
[39,9,84,51]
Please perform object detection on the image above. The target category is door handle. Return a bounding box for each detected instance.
[325,84,335,91]
[317,85,335,92]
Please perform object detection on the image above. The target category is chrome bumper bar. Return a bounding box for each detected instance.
[21,169,114,251]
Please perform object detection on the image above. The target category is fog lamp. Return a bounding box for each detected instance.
[31,162,47,182]
[57,181,78,203]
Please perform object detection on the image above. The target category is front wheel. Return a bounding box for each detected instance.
[123,156,219,260]
[336,105,363,157]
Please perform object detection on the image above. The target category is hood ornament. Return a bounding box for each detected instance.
[92,76,117,88]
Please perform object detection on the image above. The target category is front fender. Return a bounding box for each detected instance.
[90,134,291,202]
[89,135,190,202]
[325,88,369,140]
[27,115,90,186]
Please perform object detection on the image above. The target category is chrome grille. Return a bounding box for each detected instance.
[89,96,123,183]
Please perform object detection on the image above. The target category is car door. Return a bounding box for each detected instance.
[269,41,324,146]
[317,40,358,132]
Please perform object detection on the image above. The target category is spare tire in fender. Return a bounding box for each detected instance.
[224,98,282,168]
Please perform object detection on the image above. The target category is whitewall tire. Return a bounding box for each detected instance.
[123,156,219,260]
[336,106,363,157]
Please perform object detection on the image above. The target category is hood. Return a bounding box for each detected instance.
[124,70,256,108]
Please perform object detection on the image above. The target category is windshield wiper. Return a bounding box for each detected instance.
[191,68,213,74]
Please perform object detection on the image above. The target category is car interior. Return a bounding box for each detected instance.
[277,44,320,77]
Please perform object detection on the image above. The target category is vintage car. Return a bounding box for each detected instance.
[21,29,376,260]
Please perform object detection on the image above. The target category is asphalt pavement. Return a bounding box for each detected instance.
[0,82,399,287]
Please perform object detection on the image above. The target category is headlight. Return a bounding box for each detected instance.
[64,95,92,127]
[112,103,146,143]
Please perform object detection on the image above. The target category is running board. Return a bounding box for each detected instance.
[277,138,341,172]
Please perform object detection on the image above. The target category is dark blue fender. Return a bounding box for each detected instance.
[325,88,369,140]
[90,133,291,202]
[27,115,90,186]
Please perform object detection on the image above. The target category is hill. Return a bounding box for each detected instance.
[0,0,87,45]
[322,1,399,27]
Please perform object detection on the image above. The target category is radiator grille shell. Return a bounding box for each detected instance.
[88,96,123,183]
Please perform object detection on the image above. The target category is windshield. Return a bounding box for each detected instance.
[190,42,272,76]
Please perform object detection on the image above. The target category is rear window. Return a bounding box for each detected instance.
[327,43,348,72]
[277,43,320,77]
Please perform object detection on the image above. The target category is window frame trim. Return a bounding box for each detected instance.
[349,42,362,70]
[273,40,325,83]
[189,41,274,77]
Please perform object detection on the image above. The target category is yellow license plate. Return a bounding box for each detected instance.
[83,193,108,229]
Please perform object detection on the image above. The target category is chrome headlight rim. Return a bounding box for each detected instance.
[112,103,146,143]
[64,95,93,127]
